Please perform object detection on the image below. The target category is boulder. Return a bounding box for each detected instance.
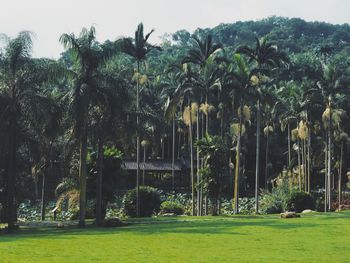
[161,213,176,217]
[280,212,300,218]
[302,209,314,213]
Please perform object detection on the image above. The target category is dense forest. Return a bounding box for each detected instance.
[1,16,350,230]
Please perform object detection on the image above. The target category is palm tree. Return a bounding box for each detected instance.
[60,26,115,226]
[0,32,59,231]
[182,34,223,215]
[306,63,348,211]
[34,94,61,221]
[117,23,161,217]
[223,54,254,214]
[236,36,289,213]
[165,63,199,215]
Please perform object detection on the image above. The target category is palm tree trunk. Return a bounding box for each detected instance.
[338,141,343,211]
[177,127,181,159]
[42,143,53,222]
[40,170,46,221]
[136,61,141,217]
[303,139,307,192]
[34,177,39,201]
[265,129,269,190]
[297,122,302,191]
[234,101,243,214]
[324,135,328,212]
[196,108,200,216]
[307,125,311,193]
[255,99,261,213]
[172,117,175,190]
[287,123,291,169]
[189,102,195,216]
[96,137,103,226]
[79,126,88,227]
[328,103,332,211]
[143,145,146,185]
[7,118,17,232]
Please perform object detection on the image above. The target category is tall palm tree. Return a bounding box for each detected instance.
[304,62,349,210]
[60,26,115,226]
[165,63,199,215]
[117,23,161,217]
[236,36,289,213]
[0,32,59,231]
[223,54,254,214]
[183,34,222,215]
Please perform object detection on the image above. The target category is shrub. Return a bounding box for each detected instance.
[103,217,124,227]
[286,191,315,212]
[221,198,255,215]
[260,179,291,214]
[161,193,192,215]
[122,186,161,217]
[160,201,184,215]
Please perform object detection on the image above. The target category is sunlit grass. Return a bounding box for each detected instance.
[0,212,349,262]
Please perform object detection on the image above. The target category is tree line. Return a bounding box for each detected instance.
[1,17,350,231]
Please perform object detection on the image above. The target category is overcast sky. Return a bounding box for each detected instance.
[1,0,349,58]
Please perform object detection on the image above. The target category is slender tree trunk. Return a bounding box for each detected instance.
[302,139,307,192]
[307,123,311,193]
[42,143,53,222]
[177,128,181,160]
[41,171,46,221]
[161,138,164,159]
[172,117,175,190]
[287,123,291,169]
[338,141,343,211]
[7,118,17,232]
[143,146,146,185]
[136,61,141,217]
[265,129,269,190]
[328,103,332,211]
[234,101,243,214]
[96,137,103,226]
[255,99,261,213]
[196,108,200,216]
[297,121,302,190]
[79,126,88,227]
[189,102,195,216]
[324,135,328,212]
[34,177,39,201]
[220,108,224,139]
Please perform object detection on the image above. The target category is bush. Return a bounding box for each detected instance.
[286,191,315,212]
[103,217,124,227]
[160,201,184,215]
[122,186,161,217]
[221,198,255,215]
[160,193,192,215]
[260,180,291,214]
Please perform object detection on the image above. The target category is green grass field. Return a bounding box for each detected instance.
[1,212,350,262]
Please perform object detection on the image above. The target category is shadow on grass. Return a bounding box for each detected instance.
[0,213,331,242]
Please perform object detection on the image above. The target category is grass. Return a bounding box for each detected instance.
[1,212,350,262]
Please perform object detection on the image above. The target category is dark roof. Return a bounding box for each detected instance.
[123,159,182,171]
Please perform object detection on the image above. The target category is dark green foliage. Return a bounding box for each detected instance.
[221,198,256,215]
[196,134,228,199]
[88,146,124,218]
[122,186,161,217]
[160,201,184,215]
[286,191,315,213]
[260,180,291,214]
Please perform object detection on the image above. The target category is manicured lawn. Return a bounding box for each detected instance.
[1,212,350,262]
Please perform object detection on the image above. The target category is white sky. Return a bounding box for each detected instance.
[1,0,349,58]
